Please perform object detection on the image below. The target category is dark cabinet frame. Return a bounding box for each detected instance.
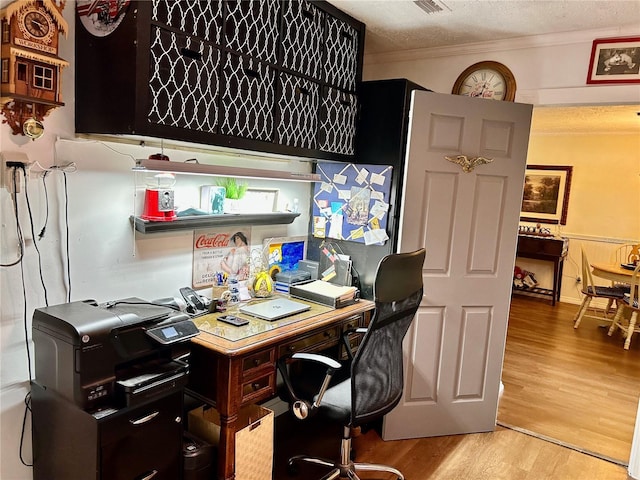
[75,0,365,162]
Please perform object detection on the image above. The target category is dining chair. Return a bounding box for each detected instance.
[611,243,640,267]
[573,247,627,329]
[608,263,640,350]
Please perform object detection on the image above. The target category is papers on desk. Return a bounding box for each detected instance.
[289,280,359,308]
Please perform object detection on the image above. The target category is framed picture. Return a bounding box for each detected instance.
[521,165,573,225]
[586,36,640,84]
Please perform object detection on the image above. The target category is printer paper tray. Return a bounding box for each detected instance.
[116,360,188,407]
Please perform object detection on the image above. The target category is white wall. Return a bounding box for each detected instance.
[0,3,312,478]
[362,25,640,306]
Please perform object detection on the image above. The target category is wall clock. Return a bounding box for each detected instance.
[451,61,516,101]
[0,0,69,137]
[16,5,56,48]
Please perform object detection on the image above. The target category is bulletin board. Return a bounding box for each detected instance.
[312,162,392,245]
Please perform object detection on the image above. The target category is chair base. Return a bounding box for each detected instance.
[287,427,404,480]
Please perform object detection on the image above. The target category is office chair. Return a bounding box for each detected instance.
[277,248,425,480]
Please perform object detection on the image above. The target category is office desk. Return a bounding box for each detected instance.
[187,299,375,480]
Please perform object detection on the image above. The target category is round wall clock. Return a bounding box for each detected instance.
[18,7,55,44]
[452,61,516,101]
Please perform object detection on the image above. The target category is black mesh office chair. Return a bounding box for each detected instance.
[277,248,425,480]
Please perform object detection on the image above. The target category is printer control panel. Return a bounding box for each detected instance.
[145,318,199,345]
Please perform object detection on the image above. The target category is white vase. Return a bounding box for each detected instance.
[224,198,242,214]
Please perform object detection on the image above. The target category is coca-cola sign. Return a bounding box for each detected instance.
[195,233,231,249]
[192,227,252,289]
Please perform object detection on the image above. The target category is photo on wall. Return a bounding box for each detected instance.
[520,165,572,225]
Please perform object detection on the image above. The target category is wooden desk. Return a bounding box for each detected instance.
[591,263,637,284]
[186,299,375,480]
[515,235,569,305]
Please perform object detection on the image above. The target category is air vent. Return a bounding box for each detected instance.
[414,0,451,14]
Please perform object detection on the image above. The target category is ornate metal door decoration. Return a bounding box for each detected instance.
[445,155,494,173]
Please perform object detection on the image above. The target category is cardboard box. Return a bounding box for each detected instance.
[188,404,273,480]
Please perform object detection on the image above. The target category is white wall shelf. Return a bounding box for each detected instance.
[130,213,301,234]
[135,158,320,182]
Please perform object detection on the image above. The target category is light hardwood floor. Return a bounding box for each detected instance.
[274,295,640,479]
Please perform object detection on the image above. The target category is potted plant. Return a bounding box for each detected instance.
[216,177,248,213]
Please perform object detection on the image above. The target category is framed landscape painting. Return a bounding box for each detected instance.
[521,165,573,225]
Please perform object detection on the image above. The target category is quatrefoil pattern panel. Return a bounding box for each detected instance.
[323,15,359,91]
[318,87,357,155]
[151,0,224,44]
[280,0,324,79]
[277,73,319,149]
[148,27,221,133]
[220,53,276,141]
[224,0,281,63]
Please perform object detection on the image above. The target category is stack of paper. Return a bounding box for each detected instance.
[289,280,359,308]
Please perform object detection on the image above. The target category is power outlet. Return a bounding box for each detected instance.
[1,151,30,193]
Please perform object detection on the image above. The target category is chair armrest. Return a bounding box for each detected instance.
[277,352,342,419]
[292,352,341,369]
[341,327,368,361]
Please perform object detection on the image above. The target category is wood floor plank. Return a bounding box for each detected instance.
[499,296,640,463]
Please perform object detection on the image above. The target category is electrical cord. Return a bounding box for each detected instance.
[1,168,25,267]
[63,172,71,302]
[21,167,49,306]
[19,392,32,467]
[38,171,50,240]
[103,300,182,312]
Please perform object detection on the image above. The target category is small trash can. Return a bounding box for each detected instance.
[183,431,214,480]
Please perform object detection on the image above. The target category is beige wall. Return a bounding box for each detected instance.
[361,26,640,304]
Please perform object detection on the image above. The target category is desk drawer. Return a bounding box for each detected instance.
[342,315,361,331]
[241,373,275,404]
[242,349,274,376]
[279,326,340,356]
[517,236,568,257]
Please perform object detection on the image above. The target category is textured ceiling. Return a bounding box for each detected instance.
[531,104,640,134]
[327,0,640,134]
[327,0,640,54]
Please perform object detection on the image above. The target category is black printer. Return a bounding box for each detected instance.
[32,297,199,411]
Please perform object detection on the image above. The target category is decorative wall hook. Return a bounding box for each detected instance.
[445,155,494,173]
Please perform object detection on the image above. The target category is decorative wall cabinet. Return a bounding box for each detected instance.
[75,0,365,161]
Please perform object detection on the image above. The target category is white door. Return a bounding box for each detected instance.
[383,91,532,439]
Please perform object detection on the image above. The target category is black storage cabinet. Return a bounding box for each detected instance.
[32,383,183,480]
[75,0,365,161]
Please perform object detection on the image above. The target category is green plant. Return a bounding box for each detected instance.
[216,177,248,199]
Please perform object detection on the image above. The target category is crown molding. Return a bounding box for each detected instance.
[364,25,640,65]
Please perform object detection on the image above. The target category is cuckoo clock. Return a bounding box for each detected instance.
[0,0,68,138]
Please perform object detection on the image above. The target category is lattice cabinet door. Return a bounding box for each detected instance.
[318,87,357,155]
[280,0,325,80]
[148,27,222,133]
[276,73,320,149]
[224,0,281,64]
[220,52,276,141]
[151,0,224,44]
[323,13,360,92]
